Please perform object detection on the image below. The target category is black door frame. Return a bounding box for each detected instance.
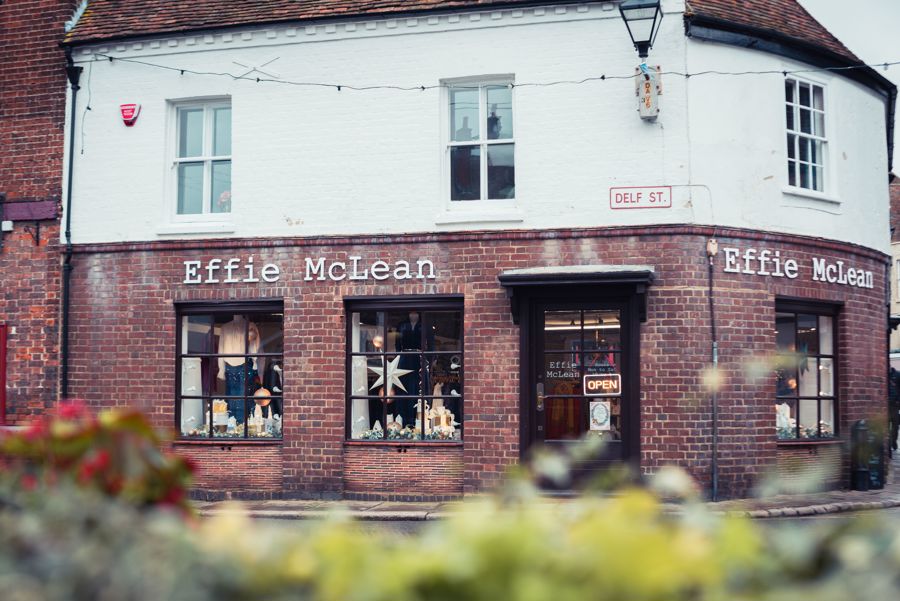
[499,269,653,472]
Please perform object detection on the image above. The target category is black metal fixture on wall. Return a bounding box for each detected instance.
[618,0,663,59]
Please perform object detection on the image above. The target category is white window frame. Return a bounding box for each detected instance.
[167,98,232,223]
[442,76,516,206]
[784,76,828,195]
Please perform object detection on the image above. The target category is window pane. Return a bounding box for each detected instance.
[811,165,822,192]
[814,112,825,137]
[819,316,833,354]
[799,138,809,161]
[786,134,796,159]
[487,144,515,199]
[821,398,835,437]
[776,361,798,397]
[350,397,382,439]
[776,400,797,439]
[427,396,461,440]
[177,162,204,214]
[450,88,479,141]
[785,79,795,103]
[546,397,585,440]
[486,85,513,139]
[797,314,818,355]
[181,398,210,437]
[248,394,280,438]
[785,105,794,131]
[812,86,824,111]
[544,354,582,395]
[213,107,231,156]
[182,315,212,354]
[210,160,231,214]
[584,310,621,350]
[544,310,581,351]
[799,108,811,134]
[799,163,810,189]
[423,311,462,351]
[798,398,819,438]
[372,353,419,397]
[178,108,204,157]
[788,160,796,186]
[351,311,383,353]
[385,398,421,439]
[798,357,817,397]
[424,354,462,399]
[776,313,795,351]
[819,358,834,396]
[584,352,620,375]
[798,83,811,107]
[451,146,480,200]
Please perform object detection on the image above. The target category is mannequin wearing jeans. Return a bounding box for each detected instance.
[217,316,260,425]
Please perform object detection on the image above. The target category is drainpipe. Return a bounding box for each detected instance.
[706,238,719,502]
[61,48,82,399]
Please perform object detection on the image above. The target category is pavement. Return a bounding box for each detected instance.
[196,454,900,522]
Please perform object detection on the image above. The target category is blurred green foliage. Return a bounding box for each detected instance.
[2,409,900,600]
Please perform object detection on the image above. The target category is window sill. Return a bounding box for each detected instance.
[157,222,236,236]
[175,438,283,447]
[434,209,524,227]
[776,438,843,446]
[344,440,463,447]
[782,186,840,206]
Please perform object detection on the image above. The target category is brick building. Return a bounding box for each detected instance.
[34,0,900,499]
[0,1,80,425]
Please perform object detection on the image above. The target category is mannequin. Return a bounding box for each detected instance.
[217,316,260,425]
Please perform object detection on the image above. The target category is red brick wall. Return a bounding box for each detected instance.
[344,444,464,500]
[172,443,283,499]
[0,1,77,423]
[66,225,888,499]
[776,444,843,491]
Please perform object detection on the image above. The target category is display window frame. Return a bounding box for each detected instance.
[175,300,284,442]
[344,295,464,445]
[774,298,840,443]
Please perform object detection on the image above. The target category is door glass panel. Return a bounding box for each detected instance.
[545,397,584,440]
[544,310,581,351]
[544,354,581,396]
[583,352,620,375]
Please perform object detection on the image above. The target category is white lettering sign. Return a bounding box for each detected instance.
[184,256,438,284]
[721,247,873,289]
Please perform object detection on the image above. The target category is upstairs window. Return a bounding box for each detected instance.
[175,101,231,216]
[448,81,515,201]
[785,78,826,192]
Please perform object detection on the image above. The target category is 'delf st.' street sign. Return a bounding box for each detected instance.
[584,373,621,396]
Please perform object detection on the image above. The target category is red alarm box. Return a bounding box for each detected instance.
[120,104,141,127]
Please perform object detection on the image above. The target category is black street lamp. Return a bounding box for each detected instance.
[619,0,663,60]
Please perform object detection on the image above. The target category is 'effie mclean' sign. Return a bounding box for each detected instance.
[610,186,671,210]
[183,255,437,284]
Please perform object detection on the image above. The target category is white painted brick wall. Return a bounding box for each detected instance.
[64,1,889,253]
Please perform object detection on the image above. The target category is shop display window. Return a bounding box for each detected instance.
[176,302,283,439]
[347,299,463,442]
[774,302,837,440]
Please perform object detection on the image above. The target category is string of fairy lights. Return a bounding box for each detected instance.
[85,52,899,92]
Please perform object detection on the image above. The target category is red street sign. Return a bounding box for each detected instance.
[584,373,621,396]
[120,104,141,127]
[609,186,672,210]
